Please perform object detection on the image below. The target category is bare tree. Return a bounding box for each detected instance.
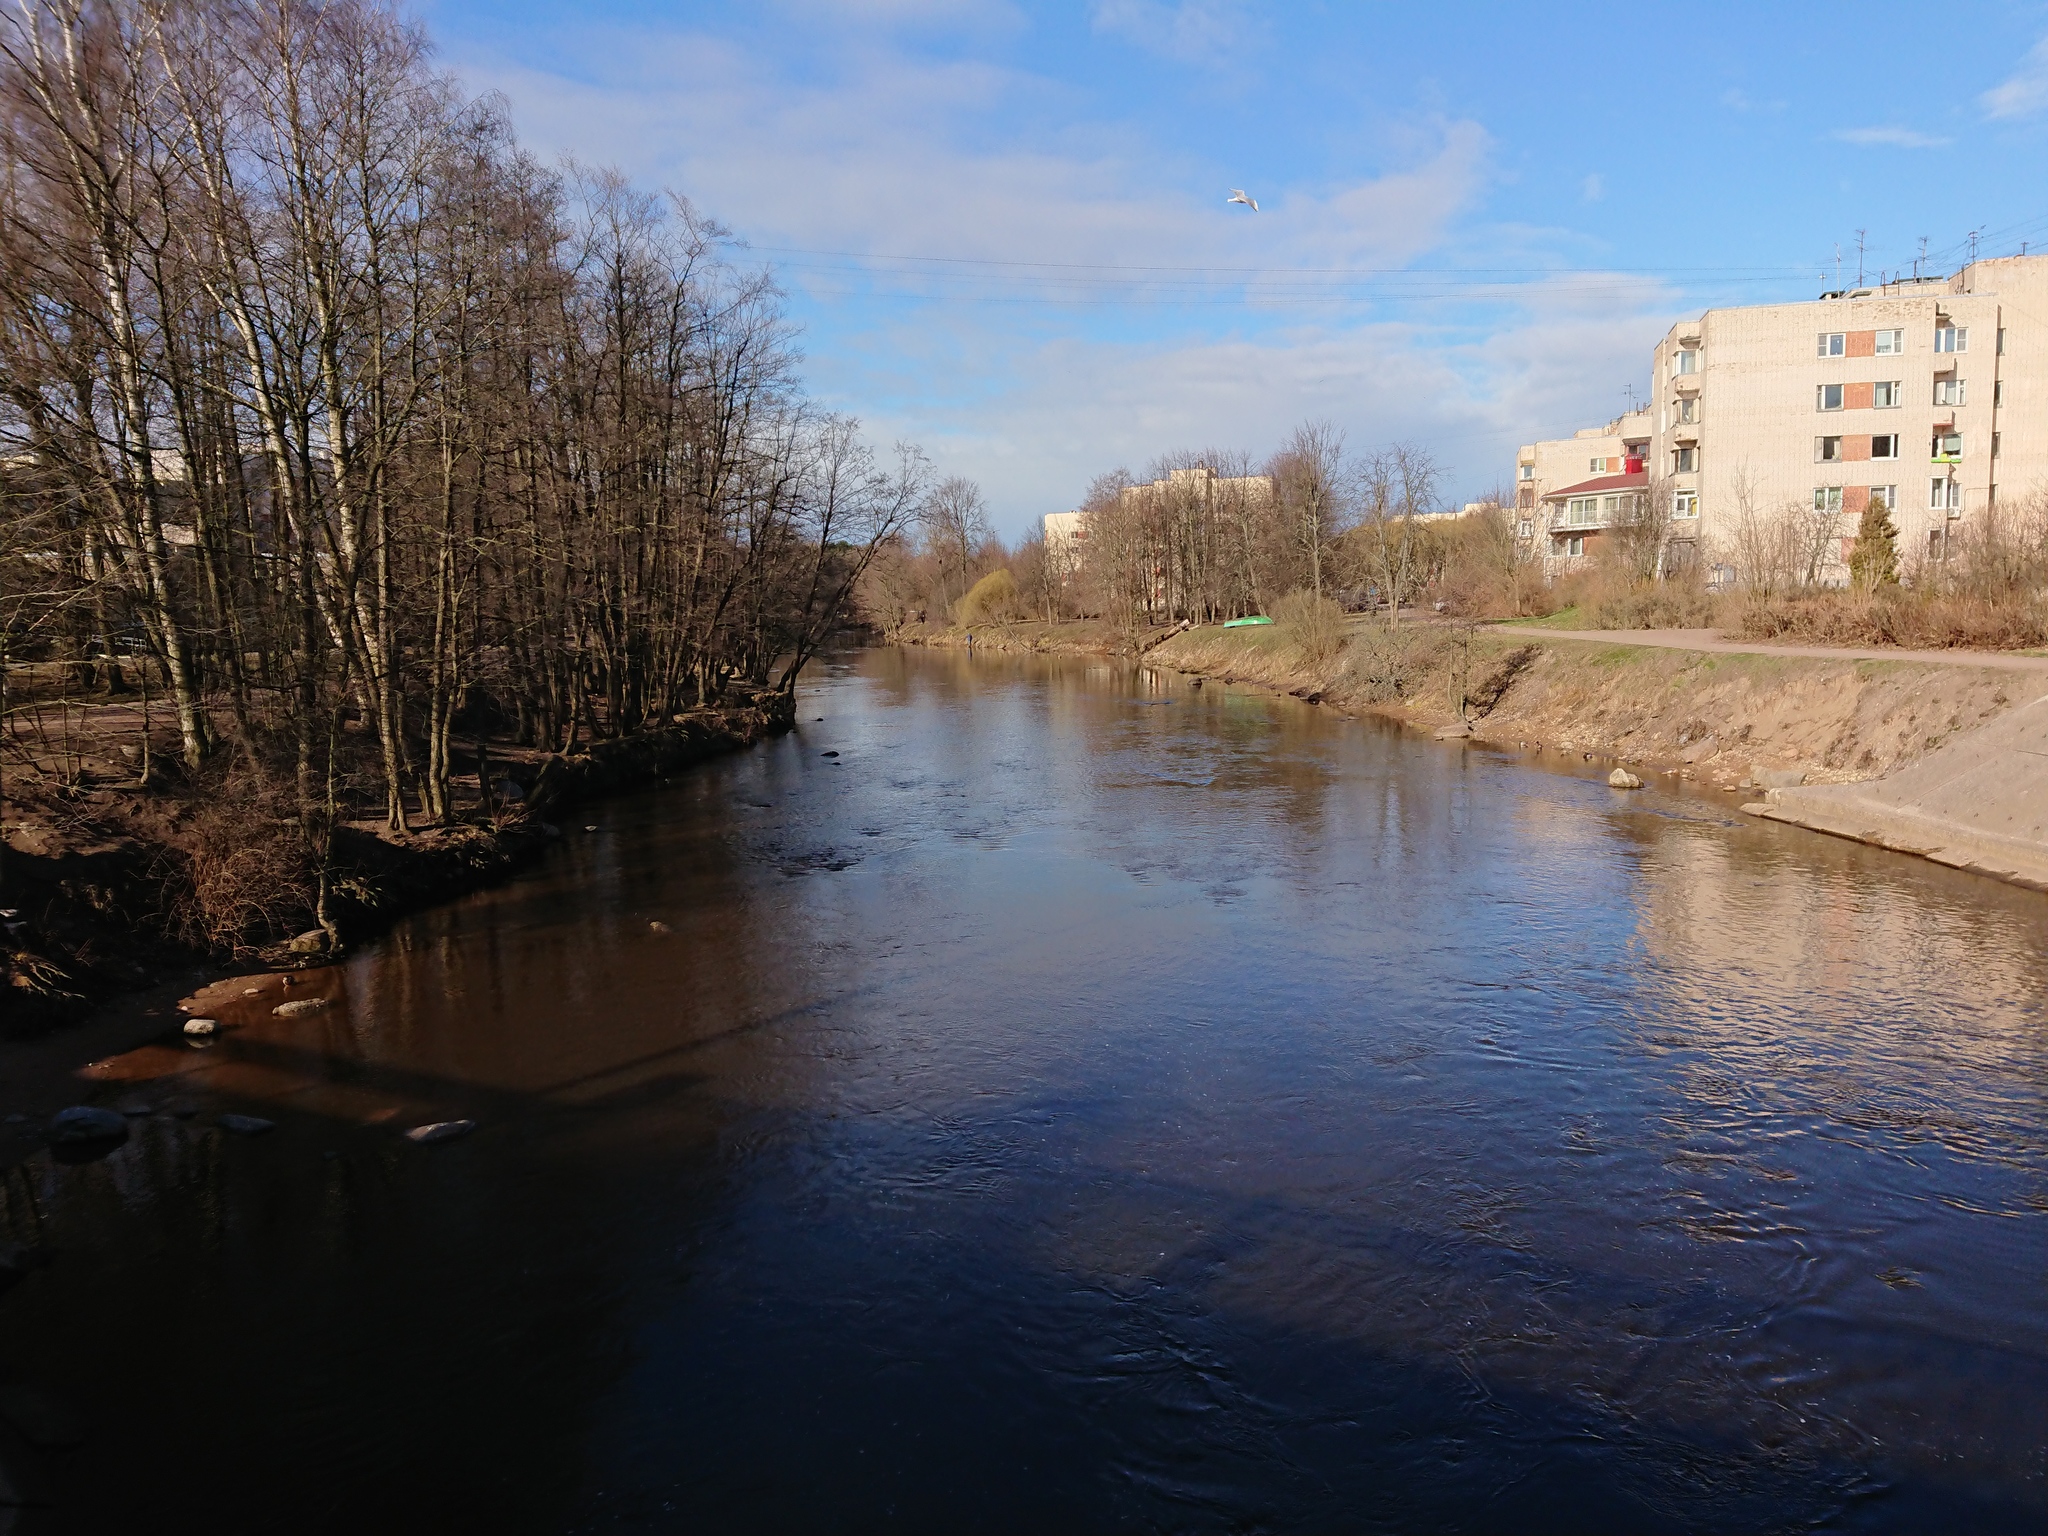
[1269,420,1347,598]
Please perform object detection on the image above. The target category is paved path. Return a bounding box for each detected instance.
[1490,626,2048,675]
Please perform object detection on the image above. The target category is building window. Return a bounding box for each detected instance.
[1675,396,1698,424]
[1673,490,1699,519]
[1816,436,1843,462]
[1870,434,1899,459]
[1817,332,1846,357]
[1934,325,1967,353]
[1928,528,1948,558]
[1929,477,1960,510]
[1932,432,1962,462]
[1874,328,1905,356]
[1588,456,1605,472]
[1870,484,1896,511]
[1674,349,1698,376]
[1817,383,1844,411]
[1813,486,1844,514]
[1934,377,1966,407]
[1997,327,2005,355]
[1993,380,2002,406]
[1992,432,2001,458]
[1518,519,1533,538]
[1673,446,1697,472]
[1518,464,1533,480]
[1565,534,1586,557]
[1873,380,1901,408]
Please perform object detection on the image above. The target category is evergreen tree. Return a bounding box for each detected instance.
[1848,494,1901,592]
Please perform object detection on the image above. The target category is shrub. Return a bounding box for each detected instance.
[1341,623,1451,703]
[162,771,319,953]
[1272,588,1348,668]
[955,567,1021,626]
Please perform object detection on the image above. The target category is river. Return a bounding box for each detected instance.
[4,646,2045,1533]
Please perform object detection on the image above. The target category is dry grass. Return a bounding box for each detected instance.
[1732,591,2048,651]
[1550,564,1721,631]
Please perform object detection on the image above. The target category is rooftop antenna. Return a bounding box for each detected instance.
[1834,244,1842,289]
[1915,235,1928,278]
[1967,229,1980,264]
[1854,228,1867,286]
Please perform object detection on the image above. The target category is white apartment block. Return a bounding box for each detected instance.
[1518,253,2048,582]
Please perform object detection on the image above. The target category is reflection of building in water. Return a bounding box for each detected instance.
[1622,814,2048,1070]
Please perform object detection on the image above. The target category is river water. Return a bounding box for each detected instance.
[4,647,2045,1533]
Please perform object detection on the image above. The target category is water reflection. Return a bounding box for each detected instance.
[2,647,2042,1533]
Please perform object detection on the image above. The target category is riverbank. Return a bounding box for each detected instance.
[899,618,2048,883]
[1,693,793,1036]
[889,617,1137,655]
[1151,620,2033,788]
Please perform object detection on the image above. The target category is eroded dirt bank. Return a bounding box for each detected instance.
[1159,625,2033,790]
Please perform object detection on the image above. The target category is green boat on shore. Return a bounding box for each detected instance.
[1223,615,1274,628]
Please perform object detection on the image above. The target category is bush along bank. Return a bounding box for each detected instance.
[1,693,793,1035]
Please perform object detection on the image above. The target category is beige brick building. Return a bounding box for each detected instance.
[1513,411,1650,573]
[1520,253,2048,583]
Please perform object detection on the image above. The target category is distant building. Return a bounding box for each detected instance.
[1647,254,2048,581]
[1520,253,2048,585]
[1513,411,1650,577]
[1538,470,1647,572]
[1042,509,1087,561]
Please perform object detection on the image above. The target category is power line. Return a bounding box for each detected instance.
[744,244,1814,280]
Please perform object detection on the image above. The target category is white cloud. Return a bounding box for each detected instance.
[1580,173,1604,203]
[1088,0,1264,66]
[1982,35,2048,119]
[1719,86,1784,114]
[454,26,1486,277]
[1832,125,1953,149]
[440,16,1650,529]
[835,271,1680,527]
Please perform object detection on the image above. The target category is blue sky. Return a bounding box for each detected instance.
[421,0,2048,536]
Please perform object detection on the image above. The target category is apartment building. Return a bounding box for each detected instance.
[1652,254,2047,579]
[1512,410,1650,572]
[1519,253,2048,582]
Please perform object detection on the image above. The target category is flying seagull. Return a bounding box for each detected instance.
[1227,189,1258,211]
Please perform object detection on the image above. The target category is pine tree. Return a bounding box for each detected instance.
[1848,494,1900,592]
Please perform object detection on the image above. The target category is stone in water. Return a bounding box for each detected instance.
[1608,768,1644,789]
[217,1114,275,1135]
[183,1018,218,1037]
[273,997,331,1017]
[48,1107,128,1146]
[405,1120,476,1145]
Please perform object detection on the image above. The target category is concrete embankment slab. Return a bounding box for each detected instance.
[1752,691,2048,891]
